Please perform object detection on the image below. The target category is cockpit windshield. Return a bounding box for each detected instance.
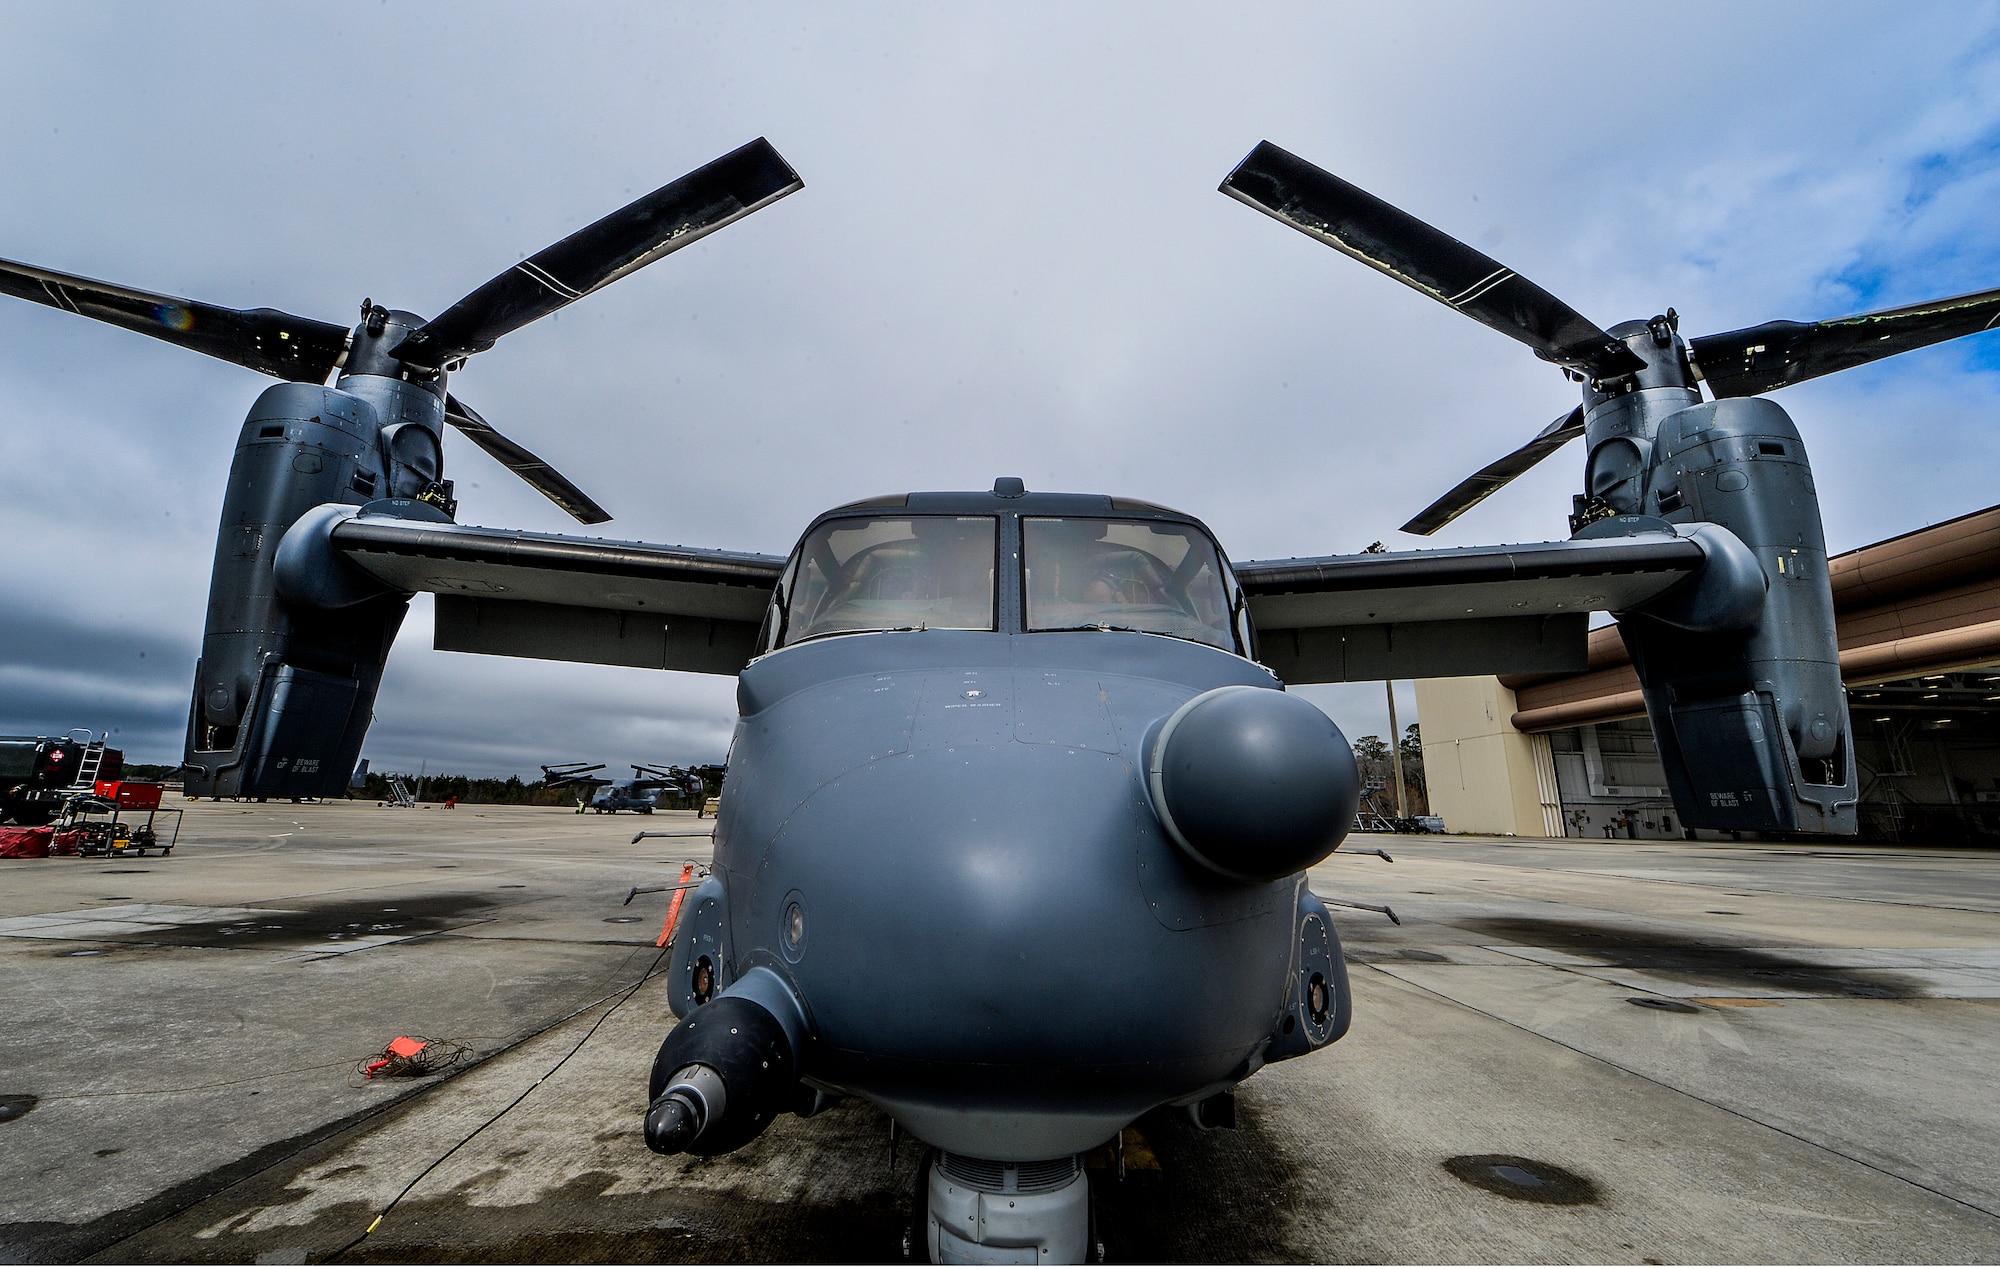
[781,516,997,645]
[1024,517,1234,649]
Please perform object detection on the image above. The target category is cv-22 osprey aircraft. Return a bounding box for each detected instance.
[539,761,714,814]
[7,135,2000,1263]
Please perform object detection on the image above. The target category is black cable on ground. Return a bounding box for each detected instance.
[319,945,670,1263]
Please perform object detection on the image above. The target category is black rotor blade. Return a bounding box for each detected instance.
[1221,141,1644,380]
[444,394,611,525]
[396,138,804,371]
[1688,284,2000,398]
[0,257,349,382]
[1401,406,1585,536]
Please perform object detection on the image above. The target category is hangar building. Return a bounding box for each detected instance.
[1418,504,2000,843]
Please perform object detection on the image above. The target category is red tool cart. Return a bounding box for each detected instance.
[58,781,182,857]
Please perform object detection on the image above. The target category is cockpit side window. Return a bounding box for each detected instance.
[1023,517,1236,651]
[780,516,997,646]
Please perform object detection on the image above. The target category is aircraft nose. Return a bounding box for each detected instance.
[754,742,1287,1083]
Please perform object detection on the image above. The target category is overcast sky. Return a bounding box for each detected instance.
[4,2,2000,776]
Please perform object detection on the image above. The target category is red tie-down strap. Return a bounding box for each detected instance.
[657,863,696,948]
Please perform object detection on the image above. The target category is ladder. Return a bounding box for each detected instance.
[65,735,109,793]
[386,777,417,808]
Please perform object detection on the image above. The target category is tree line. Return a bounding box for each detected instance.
[357,772,578,805]
[354,770,723,807]
[1349,723,1428,817]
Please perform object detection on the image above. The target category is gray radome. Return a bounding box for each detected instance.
[1147,686,1358,882]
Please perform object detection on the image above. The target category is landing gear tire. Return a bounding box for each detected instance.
[1088,1176,1107,1264]
[903,1147,937,1262]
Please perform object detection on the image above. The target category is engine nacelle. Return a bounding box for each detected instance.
[1605,396,1858,833]
[183,374,443,799]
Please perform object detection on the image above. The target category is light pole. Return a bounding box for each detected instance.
[1386,681,1408,819]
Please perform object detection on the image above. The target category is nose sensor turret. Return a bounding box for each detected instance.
[644,996,799,1157]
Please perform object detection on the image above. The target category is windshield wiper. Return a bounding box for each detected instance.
[1042,623,1227,649]
[1044,623,1154,635]
[789,622,929,646]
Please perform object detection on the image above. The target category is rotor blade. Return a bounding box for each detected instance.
[1688,284,2000,398]
[1221,142,1644,380]
[0,257,349,382]
[395,138,803,371]
[444,394,612,525]
[1401,406,1585,536]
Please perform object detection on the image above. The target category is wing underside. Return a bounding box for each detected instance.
[329,516,783,675]
[1235,533,1704,683]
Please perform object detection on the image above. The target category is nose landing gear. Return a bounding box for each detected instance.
[917,1150,1094,1264]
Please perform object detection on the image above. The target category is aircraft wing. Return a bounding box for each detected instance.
[327,515,784,675]
[1234,532,1705,683]
[320,513,1711,683]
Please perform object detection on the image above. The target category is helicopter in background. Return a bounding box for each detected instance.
[541,761,721,814]
[6,133,1999,1263]
[538,761,614,796]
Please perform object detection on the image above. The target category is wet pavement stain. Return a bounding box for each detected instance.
[1459,917,1918,998]
[1442,1154,1599,1205]
[94,895,507,951]
[330,1184,909,1265]
[55,1079,924,1265]
[6,1089,441,1264]
[1089,1098,1310,1262]
[1352,947,1450,964]
[55,1082,1320,1265]
[1628,997,1702,1014]
[0,1095,37,1123]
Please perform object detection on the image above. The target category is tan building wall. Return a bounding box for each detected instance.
[1415,676,1562,837]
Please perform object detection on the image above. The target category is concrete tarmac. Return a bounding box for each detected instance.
[1,801,1997,1263]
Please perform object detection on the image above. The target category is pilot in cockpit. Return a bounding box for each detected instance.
[1025,516,1234,648]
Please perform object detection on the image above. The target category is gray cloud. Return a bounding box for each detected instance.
[3,2,1998,772]
[0,603,196,758]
